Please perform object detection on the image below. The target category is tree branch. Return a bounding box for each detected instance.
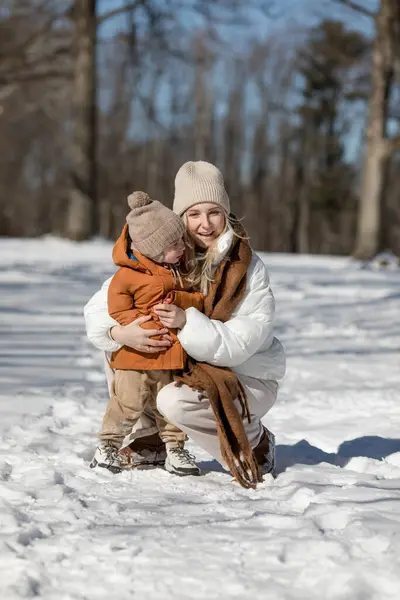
[333,0,376,19]
[5,12,62,63]
[0,69,72,85]
[97,1,143,25]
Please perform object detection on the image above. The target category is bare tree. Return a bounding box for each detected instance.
[65,0,97,240]
[247,39,295,251]
[334,0,400,258]
[0,1,71,236]
[193,35,214,162]
[223,59,245,216]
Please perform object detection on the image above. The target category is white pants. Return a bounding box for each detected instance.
[157,374,278,467]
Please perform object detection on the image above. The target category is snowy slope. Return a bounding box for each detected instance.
[1,236,400,600]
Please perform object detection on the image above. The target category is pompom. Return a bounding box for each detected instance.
[127,191,151,209]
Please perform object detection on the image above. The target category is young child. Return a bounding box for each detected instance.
[90,191,203,476]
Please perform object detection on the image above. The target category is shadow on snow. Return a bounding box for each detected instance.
[276,435,400,474]
[197,436,400,476]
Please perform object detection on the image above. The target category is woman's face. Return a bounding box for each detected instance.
[185,203,226,249]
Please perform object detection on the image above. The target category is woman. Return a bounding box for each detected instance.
[84,161,286,486]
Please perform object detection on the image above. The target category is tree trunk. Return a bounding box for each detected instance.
[353,0,395,259]
[354,141,387,258]
[296,174,310,254]
[193,36,213,162]
[65,0,97,240]
[294,131,312,254]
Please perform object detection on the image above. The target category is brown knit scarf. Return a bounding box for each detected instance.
[175,226,263,489]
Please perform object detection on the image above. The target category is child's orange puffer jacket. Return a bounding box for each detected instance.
[108,225,203,371]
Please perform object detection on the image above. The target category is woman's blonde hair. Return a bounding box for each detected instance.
[181,211,247,295]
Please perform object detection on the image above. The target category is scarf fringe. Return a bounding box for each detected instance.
[175,362,263,489]
[237,381,251,424]
[223,446,262,489]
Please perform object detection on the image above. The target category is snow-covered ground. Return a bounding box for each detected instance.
[1,236,400,600]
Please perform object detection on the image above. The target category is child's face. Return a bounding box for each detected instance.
[163,237,185,264]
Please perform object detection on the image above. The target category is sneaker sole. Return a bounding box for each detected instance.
[120,457,166,469]
[120,461,165,470]
[164,465,202,477]
[90,458,121,474]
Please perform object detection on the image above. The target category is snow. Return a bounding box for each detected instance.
[1,236,400,600]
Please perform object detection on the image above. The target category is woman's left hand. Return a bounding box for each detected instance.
[153,303,187,329]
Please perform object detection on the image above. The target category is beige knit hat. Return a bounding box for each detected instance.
[126,191,185,260]
[173,161,230,216]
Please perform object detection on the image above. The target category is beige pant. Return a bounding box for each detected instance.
[100,369,187,449]
[157,374,278,468]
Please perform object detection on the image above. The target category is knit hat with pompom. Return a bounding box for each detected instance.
[126,191,185,260]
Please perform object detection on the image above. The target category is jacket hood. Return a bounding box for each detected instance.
[112,224,164,275]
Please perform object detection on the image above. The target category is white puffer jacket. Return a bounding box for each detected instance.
[84,230,286,382]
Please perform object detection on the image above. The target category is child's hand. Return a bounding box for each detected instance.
[153,303,187,329]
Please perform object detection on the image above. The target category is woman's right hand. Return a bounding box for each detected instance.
[110,315,172,353]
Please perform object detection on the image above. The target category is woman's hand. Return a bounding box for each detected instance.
[153,303,187,329]
[110,315,173,353]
